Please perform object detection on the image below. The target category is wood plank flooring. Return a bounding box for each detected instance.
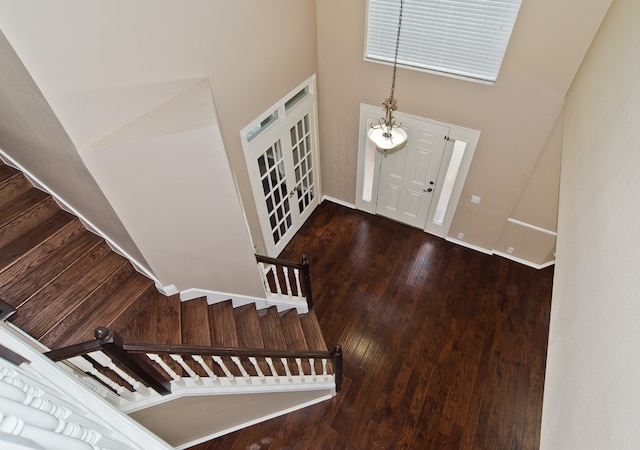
[190,201,553,450]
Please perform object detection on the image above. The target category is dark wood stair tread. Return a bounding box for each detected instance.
[181,297,212,346]
[0,224,102,305]
[12,243,127,338]
[40,265,153,349]
[0,162,19,184]
[0,219,85,288]
[0,197,60,248]
[257,306,287,349]
[0,188,49,229]
[113,290,182,345]
[299,310,328,351]
[0,209,76,272]
[234,304,264,349]
[0,171,32,208]
[208,300,239,347]
[279,309,309,350]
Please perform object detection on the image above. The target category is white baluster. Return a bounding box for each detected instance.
[259,263,273,294]
[322,358,328,377]
[59,421,102,446]
[212,356,235,381]
[231,357,250,380]
[0,412,93,450]
[170,354,200,380]
[310,358,316,378]
[270,265,282,295]
[265,357,278,377]
[88,351,151,396]
[293,267,302,298]
[248,357,265,379]
[146,354,182,382]
[67,357,135,401]
[0,368,41,404]
[268,267,280,296]
[283,267,292,297]
[193,355,217,380]
[281,358,293,381]
[296,358,305,379]
[0,397,60,431]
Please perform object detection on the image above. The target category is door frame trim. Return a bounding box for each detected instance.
[356,103,480,238]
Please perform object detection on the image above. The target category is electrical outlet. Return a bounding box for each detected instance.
[457,232,464,239]
[507,246,514,254]
[471,195,481,204]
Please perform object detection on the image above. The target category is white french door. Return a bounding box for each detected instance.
[242,77,320,256]
[375,116,449,228]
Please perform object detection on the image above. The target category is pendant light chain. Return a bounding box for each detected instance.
[389,0,404,102]
[367,0,409,150]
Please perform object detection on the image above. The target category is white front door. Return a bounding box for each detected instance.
[375,117,449,228]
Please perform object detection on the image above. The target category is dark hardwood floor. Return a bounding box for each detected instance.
[190,201,553,450]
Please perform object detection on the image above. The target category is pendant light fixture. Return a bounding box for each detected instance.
[367,0,408,151]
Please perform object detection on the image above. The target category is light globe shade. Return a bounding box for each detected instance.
[367,125,408,150]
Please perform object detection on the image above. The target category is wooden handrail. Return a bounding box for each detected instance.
[123,342,333,359]
[46,327,171,395]
[45,327,342,396]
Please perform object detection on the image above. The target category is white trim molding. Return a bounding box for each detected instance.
[507,217,557,236]
[180,288,308,314]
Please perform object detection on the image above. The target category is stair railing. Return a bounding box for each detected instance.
[256,254,313,310]
[45,327,341,408]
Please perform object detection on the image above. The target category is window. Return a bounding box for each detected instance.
[366,0,522,82]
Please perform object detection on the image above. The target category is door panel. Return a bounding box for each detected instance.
[290,113,316,220]
[257,140,293,247]
[245,99,320,256]
[375,119,449,228]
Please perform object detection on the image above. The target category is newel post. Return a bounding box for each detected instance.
[94,327,171,395]
[333,344,342,393]
[301,254,313,310]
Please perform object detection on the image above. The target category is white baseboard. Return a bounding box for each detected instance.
[492,250,555,270]
[322,195,355,209]
[445,237,493,255]
[180,288,308,313]
[445,236,555,269]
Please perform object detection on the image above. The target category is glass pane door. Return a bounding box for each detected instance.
[257,140,292,246]
[289,114,316,216]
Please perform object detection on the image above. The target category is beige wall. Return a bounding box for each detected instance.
[131,389,333,447]
[0,30,150,270]
[0,1,319,289]
[315,0,610,262]
[541,0,640,447]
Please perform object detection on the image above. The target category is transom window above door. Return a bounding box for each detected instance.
[366,0,523,82]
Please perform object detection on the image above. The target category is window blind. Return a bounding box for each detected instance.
[366,0,522,82]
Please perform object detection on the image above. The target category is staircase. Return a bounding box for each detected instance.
[0,159,338,445]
